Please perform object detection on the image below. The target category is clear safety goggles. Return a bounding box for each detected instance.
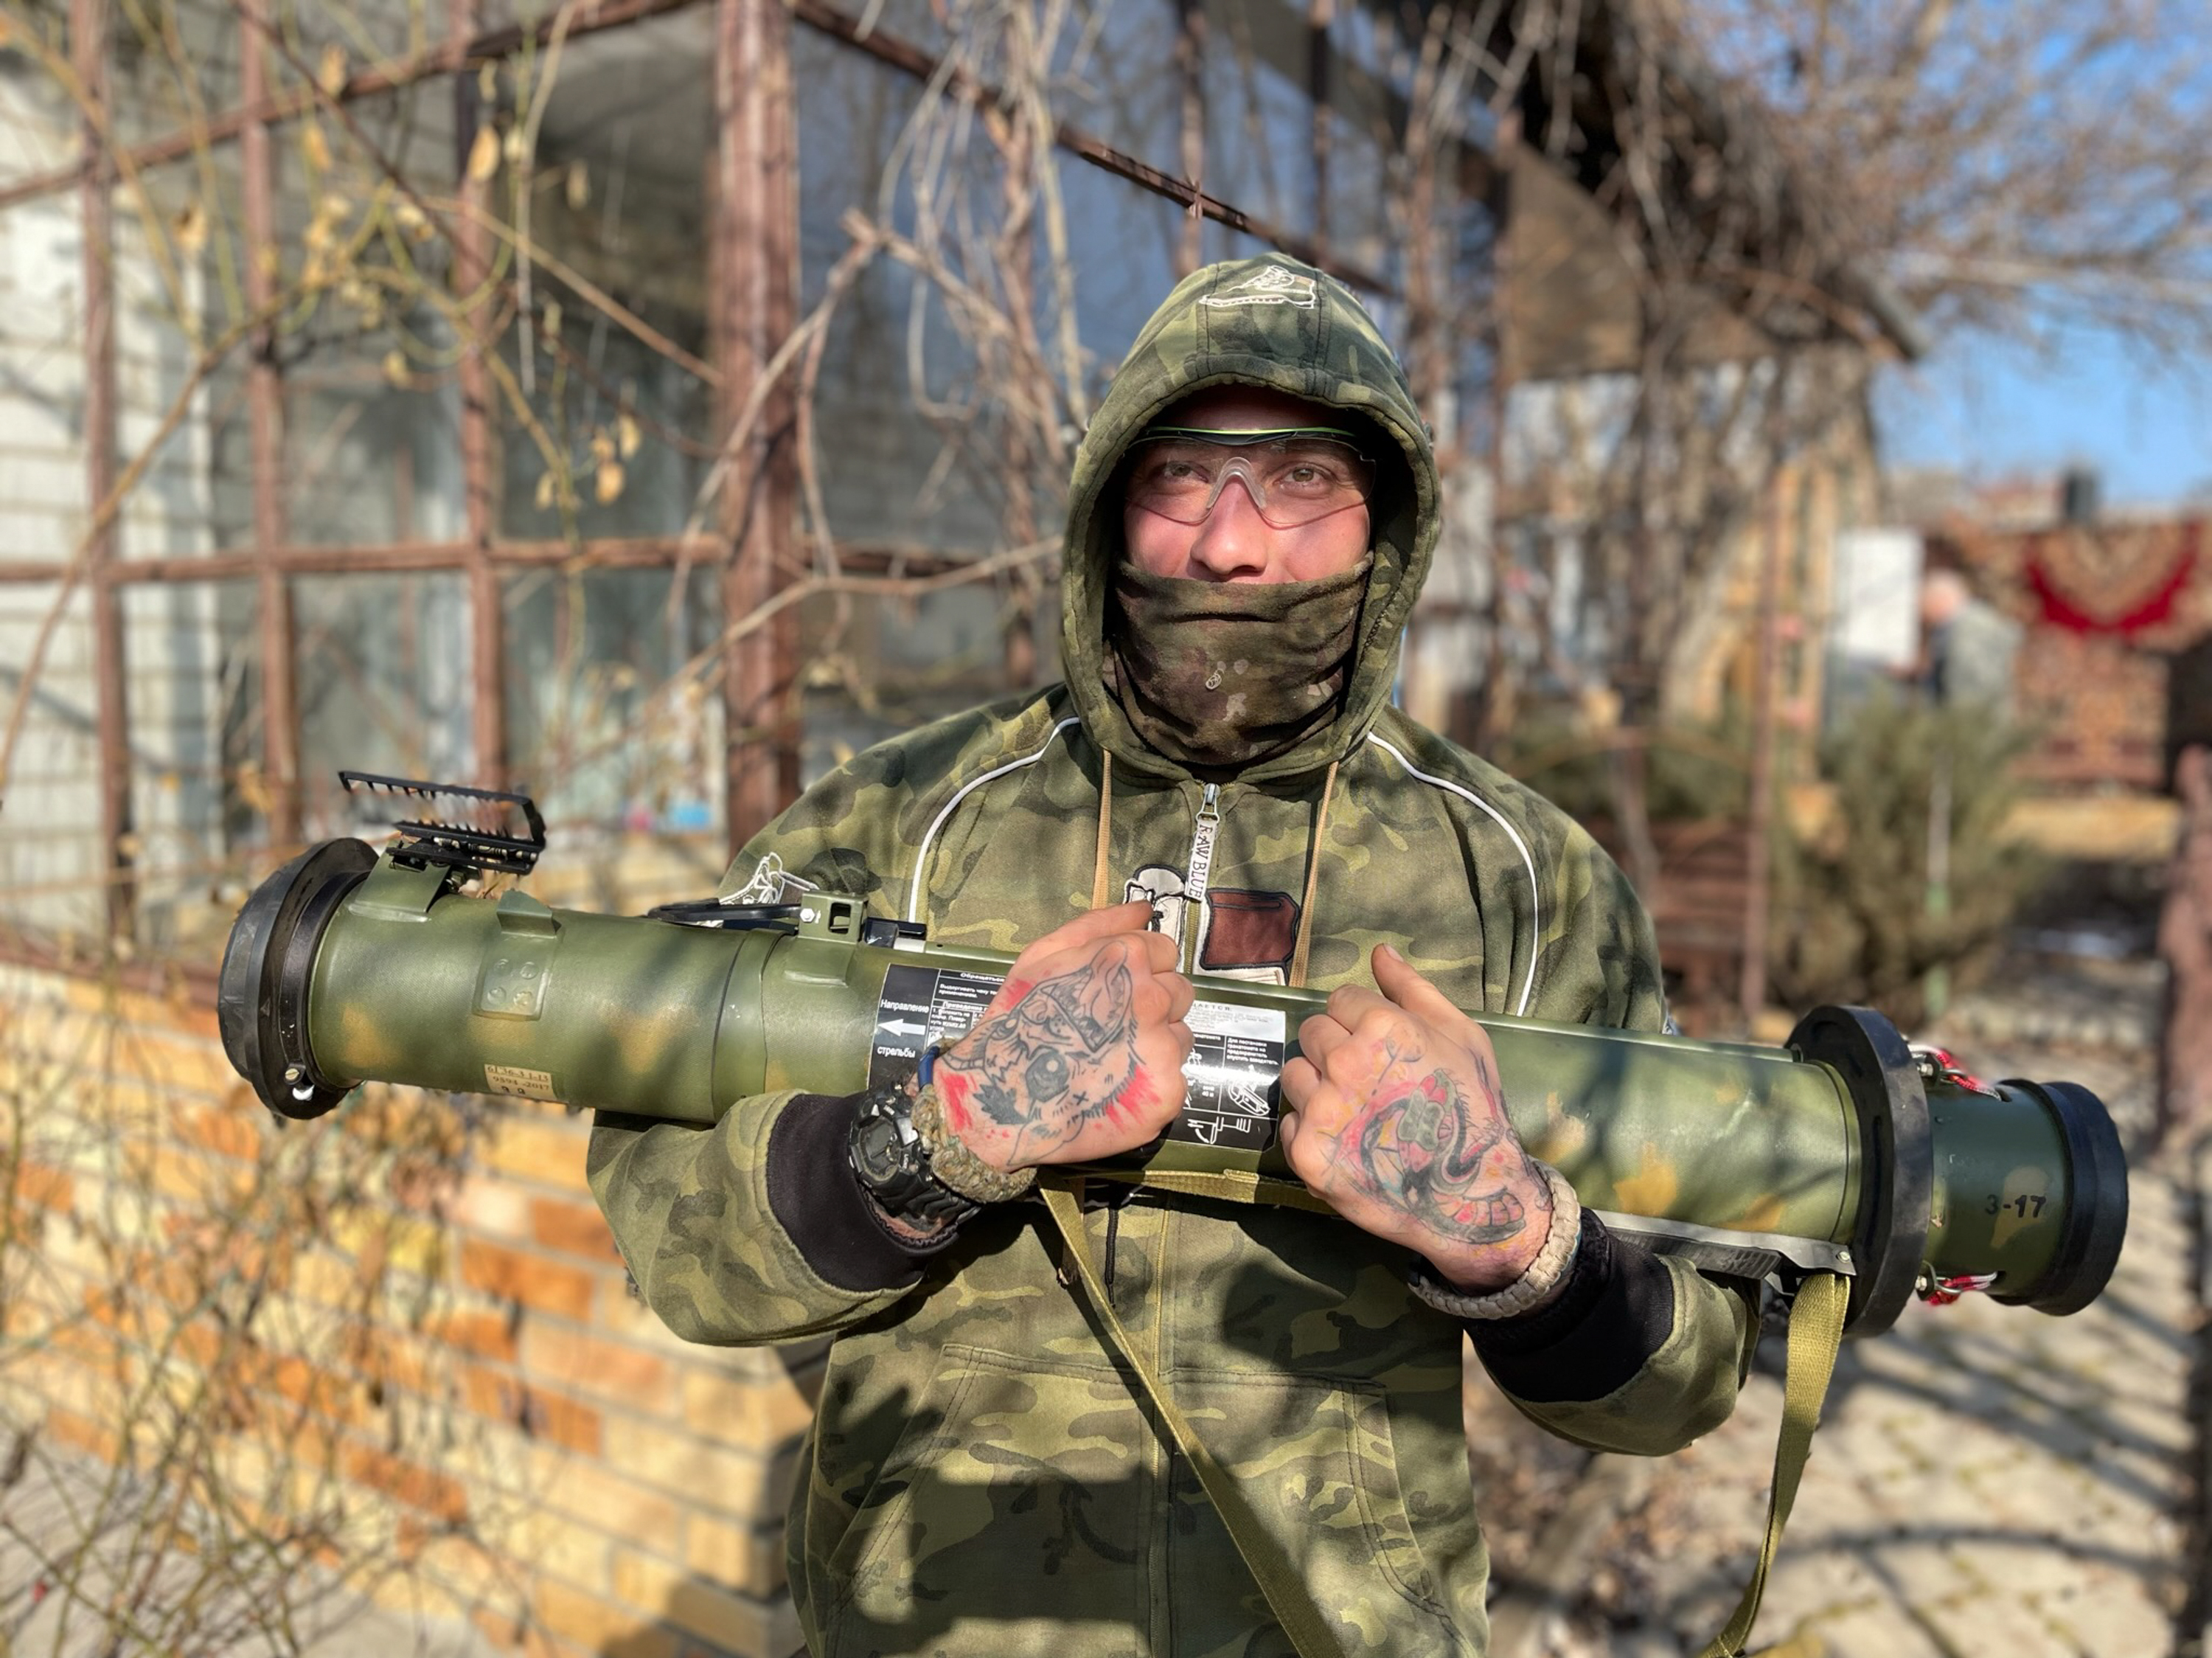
[1124,426,1374,530]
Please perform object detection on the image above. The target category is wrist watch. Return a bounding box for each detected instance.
[848,1080,983,1232]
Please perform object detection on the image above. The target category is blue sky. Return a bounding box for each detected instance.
[1874,324,2212,509]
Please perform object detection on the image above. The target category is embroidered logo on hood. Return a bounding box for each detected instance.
[1200,265,1318,310]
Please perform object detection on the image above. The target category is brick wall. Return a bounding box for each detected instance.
[0,957,815,1658]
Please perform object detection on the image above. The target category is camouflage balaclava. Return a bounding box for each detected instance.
[1105,556,1373,771]
[1059,255,1441,785]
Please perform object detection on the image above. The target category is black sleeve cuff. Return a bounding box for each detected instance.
[1466,1212,1677,1404]
[764,1092,960,1293]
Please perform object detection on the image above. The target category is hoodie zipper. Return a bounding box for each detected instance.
[1180,783,1222,974]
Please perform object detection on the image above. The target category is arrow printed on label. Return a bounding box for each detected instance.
[880,1019,929,1038]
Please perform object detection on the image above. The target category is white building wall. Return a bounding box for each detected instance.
[0,63,101,935]
[0,63,231,942]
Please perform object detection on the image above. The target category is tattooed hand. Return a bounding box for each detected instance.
[936,901,1194,1173]
[1279,944,1554,1295]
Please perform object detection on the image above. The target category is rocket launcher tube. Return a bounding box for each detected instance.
[220,841,2129,1338]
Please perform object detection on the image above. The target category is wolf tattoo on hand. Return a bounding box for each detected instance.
[936,946,1153,1170]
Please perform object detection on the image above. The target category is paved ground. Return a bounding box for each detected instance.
[1475,977,2197,1658]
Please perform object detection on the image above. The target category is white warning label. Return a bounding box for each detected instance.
[866,964,1005,1088]
[1166,999,1285,1149]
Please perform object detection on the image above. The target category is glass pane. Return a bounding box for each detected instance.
[797,37,1085,555]
[110,0,244,149]
[491,12,715,542]
[293,572,475,833]
[274,89,470,546]
[798,577,1054,780]
[0,583,103,938]
[123,579,260,952]
[1316,97,1397,285]
[114,156,256,560]
[0,196,91,568]
[1199,0,1324,243]
[276,0,448,90]
[502,566,720,831]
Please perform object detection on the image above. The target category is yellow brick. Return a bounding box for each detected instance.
[611,1547,684,1617]
[414,1532,514,1607]
[440,1419,540,1499]
[330,1207,451,1280]
[57,974,218,1040]
[366,1562,471,1626]
[520,1322,673,1414]
[65,1074,169,1134]
[683,1513,787,1600]
[601,1415,784,1518]
[532,1580,678,1658]
[215,1437,278,1508]
[594,1288,829,1378]
[106,1024,244,1101]
[500,1509,613,1596]
[527,1449,682,1542]
[27,1210,105,1278]
[10,1000,104,1068]
[680,1367,819,1452]
[658,1575,799,1658]
[481,1117,594,1195]
[448,1171,532,1239]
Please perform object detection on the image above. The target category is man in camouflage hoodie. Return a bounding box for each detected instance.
[588,254,1759,1657]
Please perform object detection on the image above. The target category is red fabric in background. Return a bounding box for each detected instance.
[2026,522,2199,636]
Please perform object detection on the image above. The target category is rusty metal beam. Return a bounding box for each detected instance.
[0,0,1397,299]
[1176,0,1206,277]
[0,538,1009,585]
[240,7,301,849]
[1738,468,1786,1031]
[787,0,1395,297]
[72,0,132,940]
[713,0,803,853]
[0,0,708,213]
[0,0,1391,296]
[0,921,222,1005]
[451,0,507,792]
[1309,0,1331,263]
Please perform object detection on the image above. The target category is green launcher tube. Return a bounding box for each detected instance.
[222,842,2128,1337]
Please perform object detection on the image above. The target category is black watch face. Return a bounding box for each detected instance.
[854,1113,908,1184]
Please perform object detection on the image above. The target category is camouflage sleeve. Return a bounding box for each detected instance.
[585,752,933,1345]
[1477,817,1759,1452]
[588,1092,933,1345]
[1529,816,1671,1034]
[1470,1216,1760,1456]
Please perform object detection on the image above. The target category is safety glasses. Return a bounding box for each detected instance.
[1124,426,1374,530]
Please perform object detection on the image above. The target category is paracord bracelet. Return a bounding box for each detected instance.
[1407,1162,1582,1320]
[909,1048,1039,1204]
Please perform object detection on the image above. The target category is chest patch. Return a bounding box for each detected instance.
[1124,869,1300,982]
[1199,888,1300,978]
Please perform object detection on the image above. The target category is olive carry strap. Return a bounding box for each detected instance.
[1698,1269,1849,1658]
[1043,1183,1848,1658]
[1039,1182,1342,1658]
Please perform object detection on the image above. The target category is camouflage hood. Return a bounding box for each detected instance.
[1060,254,1441,784]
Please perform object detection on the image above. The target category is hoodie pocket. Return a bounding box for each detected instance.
[1166,1366,1474,1656]
[822,1344,1157,1658]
